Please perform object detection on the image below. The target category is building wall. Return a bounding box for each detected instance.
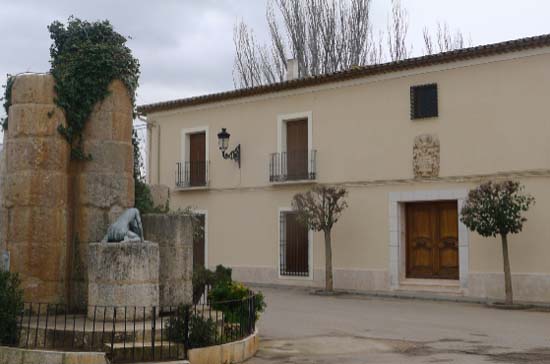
[147,48,550,303]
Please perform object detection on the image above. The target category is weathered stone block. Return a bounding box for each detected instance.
[92,80,133,114]
[80,140,133,174]
[74,207,108,243]
[10,74,56,105]
[87,241,160,320]
[20,279,65,304]
[149,184,170,210]
[82,110,113,141]
[111,111,133,142]
[5,206,68,244]
[9,242,66,282]
[142,214,193,306]
[5,138,69,172]
[76,173,134,209]
[3,171,68,208]
[84,110,132,142]
[7,104,65,138]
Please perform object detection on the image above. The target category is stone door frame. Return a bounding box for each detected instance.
[388,189,470,289]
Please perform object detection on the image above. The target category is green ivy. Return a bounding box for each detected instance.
[1,75,15,130]
[48,17,140,160]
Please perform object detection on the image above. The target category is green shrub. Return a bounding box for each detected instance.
[192,265,233,304]
[0,271,24,345]
[209,282,266,324]
[166,304,217,349]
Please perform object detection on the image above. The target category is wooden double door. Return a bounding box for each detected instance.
[406,201,459,280]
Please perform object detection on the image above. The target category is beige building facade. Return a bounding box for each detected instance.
[139,35,550,304]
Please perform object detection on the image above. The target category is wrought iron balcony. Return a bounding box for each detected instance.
[269,150,317,182]
[176,161,209,188]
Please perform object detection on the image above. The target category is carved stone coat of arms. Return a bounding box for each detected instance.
[413,134,440,178]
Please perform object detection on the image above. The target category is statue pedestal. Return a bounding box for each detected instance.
[87,241,159,321]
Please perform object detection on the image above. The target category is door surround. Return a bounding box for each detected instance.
[388,189,469,289]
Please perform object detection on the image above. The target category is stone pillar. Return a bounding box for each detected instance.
[87,241,159,320]
[2,74,70,303]
[142,214,193,306]
[71,80,134,309]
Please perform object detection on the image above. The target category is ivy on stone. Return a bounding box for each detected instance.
[1,75,15,130]
[48,17,140,159]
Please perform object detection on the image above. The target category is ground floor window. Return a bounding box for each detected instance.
[279,211,309,277]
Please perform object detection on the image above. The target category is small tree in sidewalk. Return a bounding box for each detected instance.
[292,186,348,292]
[460,181,534,305]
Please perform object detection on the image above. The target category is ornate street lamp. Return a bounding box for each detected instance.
[217,128,241,168]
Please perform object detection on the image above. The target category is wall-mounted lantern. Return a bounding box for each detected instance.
[217,128,241,168]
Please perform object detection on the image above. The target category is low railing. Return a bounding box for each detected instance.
[8,294,259,363]
[269,150,317,182]
[175,161,209,188]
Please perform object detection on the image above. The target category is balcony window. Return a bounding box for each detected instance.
[272,113,316,183]
[178,128,209,189]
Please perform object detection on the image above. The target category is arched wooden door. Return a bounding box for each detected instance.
[406,201,459,279]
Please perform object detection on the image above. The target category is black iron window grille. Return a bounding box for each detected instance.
[279,211,310,277]
[269,150,317,182]
[175,161,209,188]
[410,83,438,119]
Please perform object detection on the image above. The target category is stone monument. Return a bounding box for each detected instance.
[0,74,193,312]
[87,208,159,320]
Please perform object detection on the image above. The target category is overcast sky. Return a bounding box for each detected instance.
[0,0,549,113]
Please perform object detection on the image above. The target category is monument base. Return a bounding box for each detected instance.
[87,241,159,321]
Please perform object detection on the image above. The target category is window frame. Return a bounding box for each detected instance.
[410,83,438,120]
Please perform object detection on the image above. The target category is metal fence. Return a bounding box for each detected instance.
[10,293,259,363]
[175,161,210,188]
[269,150,317,182]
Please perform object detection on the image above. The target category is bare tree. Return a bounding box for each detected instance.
[234,0,471,87]
[387,0,410,61]
[292,186,348,292]
[423,22,469,55]
[234,0,381,88]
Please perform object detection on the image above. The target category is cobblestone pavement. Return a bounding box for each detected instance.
[247,286,550,364]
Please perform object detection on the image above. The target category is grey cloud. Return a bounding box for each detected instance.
[1,0,549,115]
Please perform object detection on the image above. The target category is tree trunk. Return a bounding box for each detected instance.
[324,229,333,292]
[501,233,513,305]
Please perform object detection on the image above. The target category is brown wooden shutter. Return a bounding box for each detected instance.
[286,119,308,180]
[189,132,206,186]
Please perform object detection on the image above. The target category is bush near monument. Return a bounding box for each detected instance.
[0,271,24,345]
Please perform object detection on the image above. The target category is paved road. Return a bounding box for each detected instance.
[248,286,550,364]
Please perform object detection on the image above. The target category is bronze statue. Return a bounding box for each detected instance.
[102,208,144,243]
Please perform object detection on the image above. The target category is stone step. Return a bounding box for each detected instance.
[105,341,186,363]
[396,280,464,296]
